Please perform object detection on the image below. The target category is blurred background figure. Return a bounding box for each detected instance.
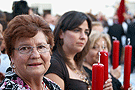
[126,21,135,73]
[0,23,10,83]
[92,21,104,32]
[0,10,10,75]
[0,10,8,54]
[3,11,13,25]
[0,10,7,31]
[43,13,60,31]
[12,0,33,18]
[107,14,125,66]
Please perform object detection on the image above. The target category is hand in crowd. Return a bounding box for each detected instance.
[110,65,121,79]
[103,78,113,90]
[120,84,133,90]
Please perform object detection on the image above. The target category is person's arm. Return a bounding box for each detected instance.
[45,73,64,90]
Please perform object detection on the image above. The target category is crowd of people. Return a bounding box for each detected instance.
[0,0,135,90]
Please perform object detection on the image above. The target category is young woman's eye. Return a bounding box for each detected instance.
[85,31,89,35]
[73,29,80,32]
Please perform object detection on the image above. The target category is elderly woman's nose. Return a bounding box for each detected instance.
[98,47,104,52]
[30,48,40,57]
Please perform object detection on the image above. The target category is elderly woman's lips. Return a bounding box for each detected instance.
[28,63,42,66]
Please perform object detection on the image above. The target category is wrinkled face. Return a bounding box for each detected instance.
[11,31,51,78]
[85,38,108,65]
[60,20,89,54]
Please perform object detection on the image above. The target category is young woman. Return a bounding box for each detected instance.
[45,11,113,90]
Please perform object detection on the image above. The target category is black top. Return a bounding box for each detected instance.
[45,49,91,90]
[83,66,122,90]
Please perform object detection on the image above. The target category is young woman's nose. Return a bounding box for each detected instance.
[80,31,87,39]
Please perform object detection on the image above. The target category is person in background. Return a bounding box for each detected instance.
[107,14,125,66]
[43,13,58,31]
[126,21,135,73]
[0,24,5,83]
[83,30,132,90]
[92,21,104,32]
[0,24,3,45]
[0,14,61,90]
[0,10,7,54]
[4,11,13,24]
[12,0,33,18]
[45,11,113,90]
[86,12,97,21]
[0,10,7,31]
[0,23,10,77]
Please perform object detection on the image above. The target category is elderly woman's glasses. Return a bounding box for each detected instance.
[14,44,50,54]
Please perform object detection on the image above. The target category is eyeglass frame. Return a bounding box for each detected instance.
[13,44,51,54]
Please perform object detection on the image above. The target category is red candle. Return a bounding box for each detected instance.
[112,40,120,69]
[100,51,108,83]
[92,63,104,90]
[124,45,132,90]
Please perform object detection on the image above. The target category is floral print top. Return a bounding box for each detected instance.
[0,67,61,90]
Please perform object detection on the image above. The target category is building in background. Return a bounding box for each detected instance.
[31,3,52,15]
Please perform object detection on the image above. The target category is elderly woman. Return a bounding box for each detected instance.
[83,30,132,90]
[0,14,61,90]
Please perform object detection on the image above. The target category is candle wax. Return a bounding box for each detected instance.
[112,40,120,69]
[100,51,108,83]
[92,63,104,90]
[124,45,132,90]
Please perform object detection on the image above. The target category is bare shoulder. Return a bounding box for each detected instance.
[45,73,64,90]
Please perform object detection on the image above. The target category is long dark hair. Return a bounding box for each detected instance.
[53,11,92,70]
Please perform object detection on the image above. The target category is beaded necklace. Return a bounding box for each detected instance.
[73,68,91,90]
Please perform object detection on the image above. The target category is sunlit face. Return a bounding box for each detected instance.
[85,38,108,65]
[60,20,89,54]
[11,31,51,78]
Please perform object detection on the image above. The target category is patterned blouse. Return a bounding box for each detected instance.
[0,67,61,90]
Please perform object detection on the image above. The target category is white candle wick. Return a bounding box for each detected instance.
[112,36,117,40]
[98,52,101,63]
[128,38,130,45]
